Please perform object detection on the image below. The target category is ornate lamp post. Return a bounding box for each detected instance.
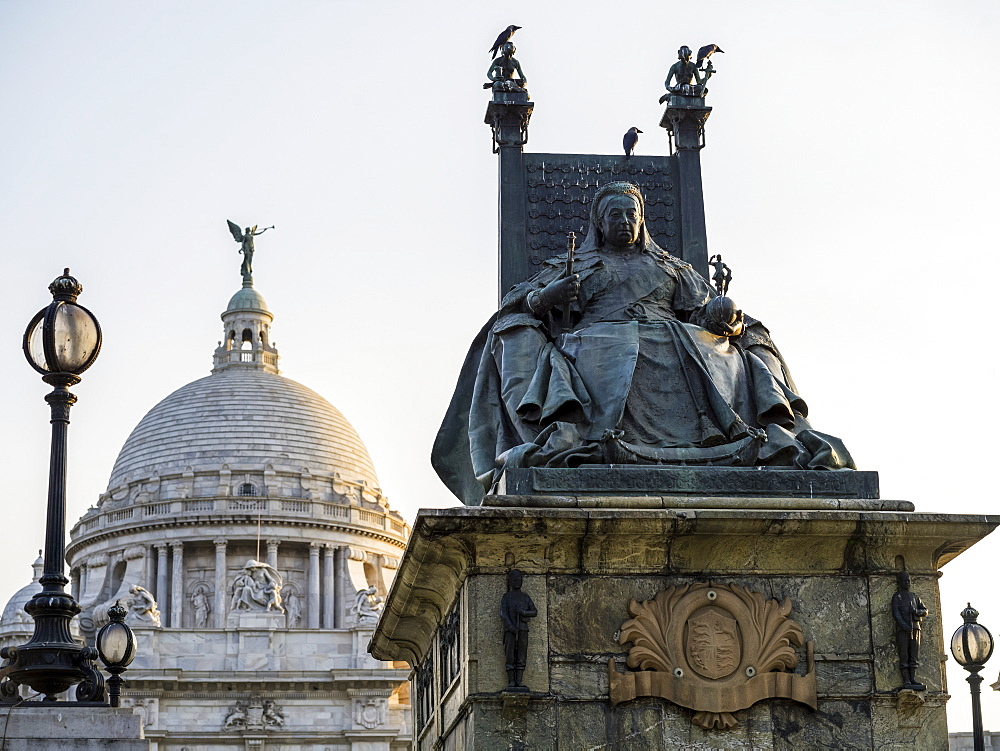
[96,602,137,707]
[0,269,106,702]
[950,603,994,751]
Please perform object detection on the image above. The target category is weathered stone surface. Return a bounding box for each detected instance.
[611,698,686,751]
[872,693,949,751]
[372,505,998,748]
[550,657,611,699]
[555,702,611,749]
[687,701,773,749]
[498,466,881,500]
[0,706,148,750]
[815,659,873,696]
[468,697,558,750]
[771,699,873,749]
[548,575,658,655]
[769,576,869,656]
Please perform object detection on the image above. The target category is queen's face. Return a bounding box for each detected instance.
[600,195,642,249]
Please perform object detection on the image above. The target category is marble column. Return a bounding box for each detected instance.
[170,542,184,628]
[78,563,88,603]
[266,539,280,571]
[335,546,348,629]
[144,546,153,589]
[155,544,169,622]
[214,539,227,628]
[322,545,335,628]
[308,542,321,629]
[70,567,80,601]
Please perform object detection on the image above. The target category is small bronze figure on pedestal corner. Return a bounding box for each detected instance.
[501,569,537,691]
[660,44,720,103]
[485,42,528,96]
[892,571,929,691]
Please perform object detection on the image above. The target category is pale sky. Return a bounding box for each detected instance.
[2,0,999,734]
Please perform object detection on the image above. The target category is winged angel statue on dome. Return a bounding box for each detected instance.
[227,220,274,282]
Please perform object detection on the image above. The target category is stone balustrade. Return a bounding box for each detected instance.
[70,496,409,541]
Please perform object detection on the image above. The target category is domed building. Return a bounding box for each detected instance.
[4,276,412,750]
[0,553,72,653]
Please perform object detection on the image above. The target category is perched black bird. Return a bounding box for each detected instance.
[489,25,521,57]
[623,127,643,158]
[696,44,724,69]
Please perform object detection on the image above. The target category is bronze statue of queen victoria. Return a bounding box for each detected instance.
[433,182,854,505]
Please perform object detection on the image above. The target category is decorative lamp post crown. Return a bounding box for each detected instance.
[951,603,994,669]
[48,268,83,301]
[23,268,102,377]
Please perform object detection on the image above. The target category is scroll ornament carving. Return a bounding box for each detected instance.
[608,582,816,730]
[354,697,387,729]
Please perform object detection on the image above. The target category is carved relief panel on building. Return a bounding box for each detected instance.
[609,582,817,730]
[222,695,285,731]
[353,697,388,729]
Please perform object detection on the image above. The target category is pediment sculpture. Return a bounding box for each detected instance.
[230,560,284,613]
[352,586,384,627]
[608,582,816,730]
[125,585,161,627]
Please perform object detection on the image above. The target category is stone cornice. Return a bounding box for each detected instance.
[369,503,1000,665]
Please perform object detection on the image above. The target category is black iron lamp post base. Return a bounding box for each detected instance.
[0,588,105,701]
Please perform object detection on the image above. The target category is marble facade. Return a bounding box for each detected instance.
[1,278,413,751]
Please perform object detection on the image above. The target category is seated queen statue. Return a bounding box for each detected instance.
[432,181,854,505]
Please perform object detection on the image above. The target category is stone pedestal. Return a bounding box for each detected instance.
[371,499,998,750]
[226,610,285,630]
[0,705,148,750]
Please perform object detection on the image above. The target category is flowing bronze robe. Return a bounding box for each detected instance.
[433,247,854,505]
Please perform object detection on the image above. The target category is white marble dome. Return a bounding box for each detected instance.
[107,368,380,492]
[57,277,411,749]
[0,552,42,628]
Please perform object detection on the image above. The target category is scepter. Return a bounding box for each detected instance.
[561,231,576,332]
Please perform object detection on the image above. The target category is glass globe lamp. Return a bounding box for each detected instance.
[96,601,137,707]
[950,603,993,751]
[23,268,101,376]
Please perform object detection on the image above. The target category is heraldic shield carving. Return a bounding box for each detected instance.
[608,582,817,730]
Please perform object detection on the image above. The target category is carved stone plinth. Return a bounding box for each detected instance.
[497,466,884,502]
[226,610,286,630]
[371,502,997,749]
[0,705,148,750]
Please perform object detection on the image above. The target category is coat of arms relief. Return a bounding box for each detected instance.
[609,582,817,730]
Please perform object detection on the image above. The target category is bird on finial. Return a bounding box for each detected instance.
[696,44,724,69]
[623,127,643,158]
[490,25,521,57]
